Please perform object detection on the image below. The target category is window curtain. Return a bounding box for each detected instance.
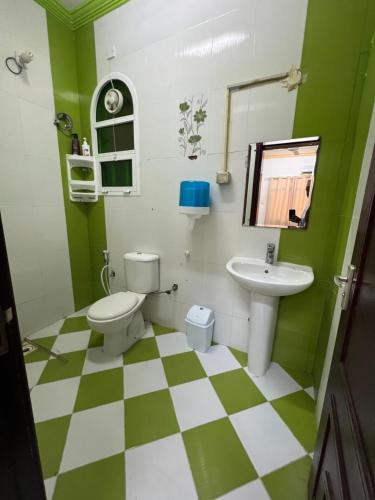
[263,175,312,228]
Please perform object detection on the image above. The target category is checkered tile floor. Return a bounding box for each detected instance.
[25,311,316,500]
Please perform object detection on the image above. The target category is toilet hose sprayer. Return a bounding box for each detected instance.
[101,250,114,296]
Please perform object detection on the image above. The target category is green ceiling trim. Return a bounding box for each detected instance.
[36,0,72,28]
[71,0,130,30]
[35,0,130,30]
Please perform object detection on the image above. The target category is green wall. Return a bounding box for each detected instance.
[75,24,108,302]
[274,0,375,387]
[47,13,107,310]
[313,37,375,386]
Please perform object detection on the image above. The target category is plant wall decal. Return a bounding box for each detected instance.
[178,95,207,159]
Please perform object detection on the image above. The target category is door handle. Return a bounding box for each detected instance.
[334,265,356,311]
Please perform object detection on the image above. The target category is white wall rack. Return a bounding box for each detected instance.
[66,154,98,202]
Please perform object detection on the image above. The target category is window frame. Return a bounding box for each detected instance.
[242,136,321,229]
[91,72,140,196]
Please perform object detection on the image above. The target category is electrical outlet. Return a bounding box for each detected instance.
[216,171,231,184]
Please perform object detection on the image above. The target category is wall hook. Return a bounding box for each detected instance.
[5,51,34,75]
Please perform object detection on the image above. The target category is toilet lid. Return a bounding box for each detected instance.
[88,292,138,320]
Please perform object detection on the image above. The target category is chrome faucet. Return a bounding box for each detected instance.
[265,243,275,265]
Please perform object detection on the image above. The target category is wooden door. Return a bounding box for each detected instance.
[310,146,375,499]
[0,213,46,499]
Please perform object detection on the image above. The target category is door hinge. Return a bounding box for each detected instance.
[4,307,13,324]
[0,307,12,355]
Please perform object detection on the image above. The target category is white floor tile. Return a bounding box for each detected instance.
[52,330,91,354]
[126,434,197,500]
[142,322,154,338]
[217,479,270,500]
[25,360,47,389]
[196,345,241,376]
[30,319,64,339]
[156,331,192,357]
[305,386,315,399]
[245,363,301,400]
[60,401,124,473]
[124,358,168,399]
[82,346,123,375]
[44,476,57,500]
[230,403,306,476]
[31,377,80,423]
[170,378,226,431]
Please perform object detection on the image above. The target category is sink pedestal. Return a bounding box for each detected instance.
[226,256,314,377]
[248,293,279,376]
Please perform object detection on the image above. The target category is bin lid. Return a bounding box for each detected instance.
[124,252,159,262]
[186,305,214,326]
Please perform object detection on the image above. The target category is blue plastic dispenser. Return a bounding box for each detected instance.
[178,181,210,229]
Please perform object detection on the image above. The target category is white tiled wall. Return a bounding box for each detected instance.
[95,0,308,350]
[0,0,74,337]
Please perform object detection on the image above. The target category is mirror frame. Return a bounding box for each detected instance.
[242,136,321,229]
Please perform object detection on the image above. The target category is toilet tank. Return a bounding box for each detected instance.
[124,252,160,294]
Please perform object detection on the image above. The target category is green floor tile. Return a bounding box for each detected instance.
[38,350,86,384]
[262,455,312,500]
[210,369,266,414]
[162,351,206,386]
[24,336,57,364]
[152,323,176,335]
[229,347,248,367]
[183,418,257,499]
[280,365,314,389]
[53,453,125,500]
[123,337,159,365]
[125,389,179,448]
[88,330,104,348]
[271,391,317,452]
[74,368,123,412]
[35,415,71,479]
[60,316,89,334]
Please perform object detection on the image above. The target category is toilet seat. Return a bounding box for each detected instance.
[88,292,139,321]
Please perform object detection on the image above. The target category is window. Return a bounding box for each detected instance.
[91,73,139,196]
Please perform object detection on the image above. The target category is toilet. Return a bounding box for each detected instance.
[87,252,160,356]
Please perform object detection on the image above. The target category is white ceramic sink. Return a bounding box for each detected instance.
[226,257,314,297]
[226,256,314,377]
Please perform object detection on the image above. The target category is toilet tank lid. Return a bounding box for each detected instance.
[124,252,159,262]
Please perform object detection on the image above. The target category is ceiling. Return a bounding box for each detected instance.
[57,0,86,11]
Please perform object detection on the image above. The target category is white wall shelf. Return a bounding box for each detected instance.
[66,154,98,203]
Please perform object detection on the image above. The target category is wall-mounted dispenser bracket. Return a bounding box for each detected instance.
[178,206,210,230]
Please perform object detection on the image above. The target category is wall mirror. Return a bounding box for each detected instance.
[242,137,320,230]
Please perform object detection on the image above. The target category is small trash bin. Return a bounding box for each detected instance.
[186,305,215,353]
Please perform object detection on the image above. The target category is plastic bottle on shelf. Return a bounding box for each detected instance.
[82,138,91,157]
[71,133,81,155]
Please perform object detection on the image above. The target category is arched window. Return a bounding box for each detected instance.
[91,73,139,196]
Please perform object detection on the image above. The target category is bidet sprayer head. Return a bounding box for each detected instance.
[102,249,110,265]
